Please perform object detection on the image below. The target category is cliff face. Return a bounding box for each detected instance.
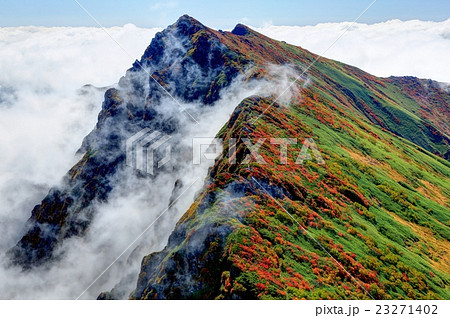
[8,16,449,299]
[8,15,249,268]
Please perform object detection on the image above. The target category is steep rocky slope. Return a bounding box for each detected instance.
[8,15,248,268]
[131,94,449,299]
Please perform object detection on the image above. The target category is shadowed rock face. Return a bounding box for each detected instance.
[8,15,248,269]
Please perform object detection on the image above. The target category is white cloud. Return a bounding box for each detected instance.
[253,19,450,83]
[0,24,160,298]
[0,23,160,206]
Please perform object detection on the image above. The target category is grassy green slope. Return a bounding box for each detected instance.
[211,95,449,299]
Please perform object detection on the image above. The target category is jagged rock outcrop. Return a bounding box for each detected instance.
[8,15,249,269]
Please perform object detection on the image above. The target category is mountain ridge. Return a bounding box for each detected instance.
[6,15,449,300]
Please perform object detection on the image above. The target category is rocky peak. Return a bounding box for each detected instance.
[231,23,252,36]
[172,14,207,36]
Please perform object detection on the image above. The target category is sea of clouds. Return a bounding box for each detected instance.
[0,24,161,299]
[255,19,450,83]
[0,19,449,299]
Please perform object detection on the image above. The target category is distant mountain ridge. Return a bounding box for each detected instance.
[8,15,449,299]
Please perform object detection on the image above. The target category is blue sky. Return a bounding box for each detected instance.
[0,0,449,28]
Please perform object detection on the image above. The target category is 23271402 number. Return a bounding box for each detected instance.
[375,304,438,315]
